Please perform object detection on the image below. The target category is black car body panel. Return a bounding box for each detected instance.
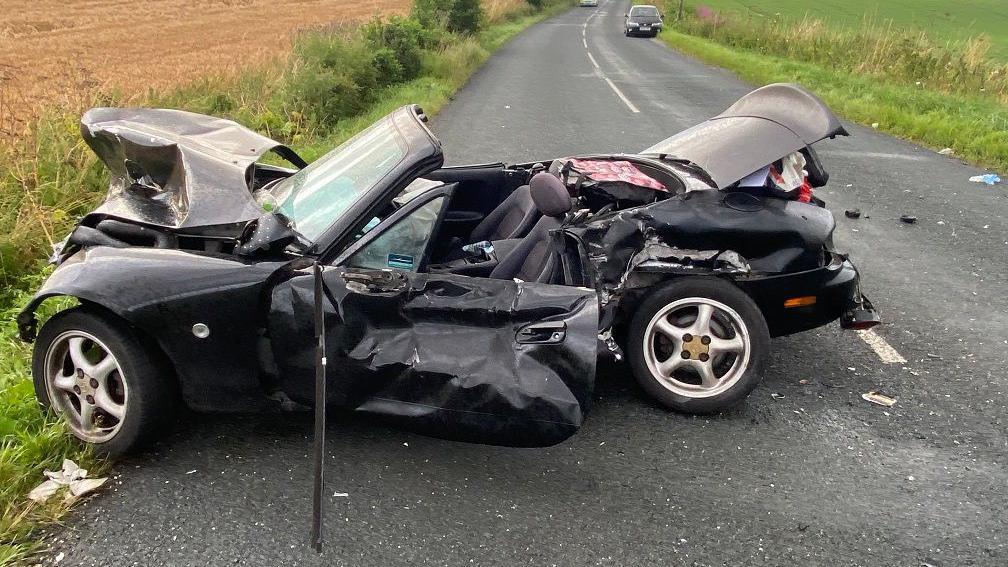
[18,246,289,411]
[18,84,879,446]
[643,84,849,188]
[562,187,853,334]
[269,268,598,446]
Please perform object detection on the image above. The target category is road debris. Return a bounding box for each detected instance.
[844,209,861,219]
[333,492,349,498]
[968,174,1001,185]
[28,459,107,504]
[900,215,917,224]
[871,122,879,129]
[799,379,809,385]
[937,148,954,156]
[862,391,897,407]
[770,393,785,400]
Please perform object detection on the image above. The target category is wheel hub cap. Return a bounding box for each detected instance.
[680,334,710,361]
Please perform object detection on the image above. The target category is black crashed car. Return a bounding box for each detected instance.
[18,83,878,454]
[625,4,663,37]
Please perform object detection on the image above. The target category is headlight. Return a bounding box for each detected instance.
[628,22,639,27]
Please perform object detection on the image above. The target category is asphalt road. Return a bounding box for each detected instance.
[48,2,1007,565]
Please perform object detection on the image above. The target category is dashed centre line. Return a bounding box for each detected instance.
[582,6,640,113]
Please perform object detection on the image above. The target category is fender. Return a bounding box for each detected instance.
[18,246,290,411]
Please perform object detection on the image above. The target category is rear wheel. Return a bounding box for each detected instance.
[32,307,176,455]
[627,278,770,413]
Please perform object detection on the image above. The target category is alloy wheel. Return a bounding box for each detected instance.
[44,330,129,443]
[642,297,751,398]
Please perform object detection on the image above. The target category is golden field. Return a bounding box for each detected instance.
[0,0,417,140]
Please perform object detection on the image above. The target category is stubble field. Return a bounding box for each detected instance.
[0,0,412,140]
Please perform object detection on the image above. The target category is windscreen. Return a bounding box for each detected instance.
[630,6,659,17]
[266,118,408,241]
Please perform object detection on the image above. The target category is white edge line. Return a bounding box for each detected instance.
[586,51,600,69]
[857,329,907,364]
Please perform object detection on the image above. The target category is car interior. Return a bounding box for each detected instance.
[342,157,687,285]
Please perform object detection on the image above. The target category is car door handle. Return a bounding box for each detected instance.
[515,321,567,344]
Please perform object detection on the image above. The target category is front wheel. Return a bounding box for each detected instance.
[627,278,770,413]
[32,307,176,455]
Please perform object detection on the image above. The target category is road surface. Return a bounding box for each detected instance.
[48,2,1007,565]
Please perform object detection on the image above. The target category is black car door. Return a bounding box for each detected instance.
[269,266,598,447]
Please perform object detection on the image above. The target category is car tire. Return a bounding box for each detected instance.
[627,277,770,413]
[32,306,177,455]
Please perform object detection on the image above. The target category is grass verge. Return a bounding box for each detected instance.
[658,4,1008,173]
[0,1,570,564]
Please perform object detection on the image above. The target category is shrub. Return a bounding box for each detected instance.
[413,0,483,35]
[412,0,452,29]
[447,0,484,35]
[286,33,379,126]
[362,16,427,82]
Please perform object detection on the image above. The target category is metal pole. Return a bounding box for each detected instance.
[310,261,327,553]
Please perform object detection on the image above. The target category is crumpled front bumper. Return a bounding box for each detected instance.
[737,252,880,338]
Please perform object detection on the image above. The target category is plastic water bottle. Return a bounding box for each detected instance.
[462,241,494,259]
[969,174,1001,185]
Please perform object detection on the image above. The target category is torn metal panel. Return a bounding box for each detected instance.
[567,189,836,325]
[80,108,305,229]
[269,268,599,447]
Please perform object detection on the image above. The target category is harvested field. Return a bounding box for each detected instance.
[0,0,413,141]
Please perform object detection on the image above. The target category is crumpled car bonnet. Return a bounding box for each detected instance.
[81,108,305,229]
[642,83,848,188]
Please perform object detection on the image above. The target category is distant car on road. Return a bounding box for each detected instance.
[625,4,663,37]
[579,0,599,6]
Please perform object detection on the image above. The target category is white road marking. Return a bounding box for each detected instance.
[603,77,641,113]
[857,329,907,364]
[582,5,640,113]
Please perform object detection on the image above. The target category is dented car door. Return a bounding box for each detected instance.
[268,267,599,447]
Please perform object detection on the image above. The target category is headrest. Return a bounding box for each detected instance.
[529,172,571,217]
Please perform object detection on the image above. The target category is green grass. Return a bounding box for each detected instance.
[684,0,1008,60]
[659,2,1008,173]
[0,2,569,564]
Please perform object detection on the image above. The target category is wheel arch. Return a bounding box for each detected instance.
[19,247,289,411]
[23,294,182,398]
